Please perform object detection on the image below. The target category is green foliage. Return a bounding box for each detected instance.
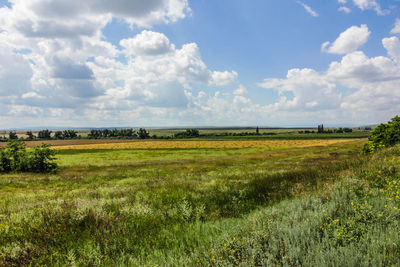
[54,131,63,139]
[88,128,137,139]
[38,129,52,139]
[27,144,58,173]
[0,149,11,172]
[26,131,35,140]
[54,130,78,140]
[174,128,200,138]
[0,140,57,173]
[137,128,150,139]
[363,115,400,153]
[8,131,18,140]
[318,124,324,133]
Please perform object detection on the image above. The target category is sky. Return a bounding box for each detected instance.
[1,0,400,128]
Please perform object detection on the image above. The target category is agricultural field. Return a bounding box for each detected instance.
[1,137,400,265]
[0,127,370,141]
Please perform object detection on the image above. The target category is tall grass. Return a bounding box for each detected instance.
[0,141,399,265]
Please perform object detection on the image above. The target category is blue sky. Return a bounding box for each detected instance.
[0,0,400,128]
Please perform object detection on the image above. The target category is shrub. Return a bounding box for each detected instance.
[362,115,400,153]
[27,143,58,173]
[0,140,57,173]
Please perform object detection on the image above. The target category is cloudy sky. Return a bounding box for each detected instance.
[0,0,400,128]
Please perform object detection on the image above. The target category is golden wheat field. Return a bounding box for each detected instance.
[53,138,363,150]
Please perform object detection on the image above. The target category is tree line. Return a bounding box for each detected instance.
[1,128,153,141]
[1,126,359,142]
[88,128,150,139]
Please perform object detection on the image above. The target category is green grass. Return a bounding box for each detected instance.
[1,139,399,266]
[150,129,370,140]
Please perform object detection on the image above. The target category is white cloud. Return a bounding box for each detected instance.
[352,0,388,15]
[259,68,341,111]
[0,0,241,127]
[0,41,32,97]
[21,92,45,99]
[258,33,400,125]
[391,18,400,34]
[88,32,237,110]
[338,0,347,3]
[210,71,238,86]
[338,6,351,13]
[382,36,400,63]
[233,85,248,95]
[0,0,399,128]
[120,30,174,56]
[327,51,400,88]
[322,24,370,54]
[1,0,191,38]
[297,1,319,17]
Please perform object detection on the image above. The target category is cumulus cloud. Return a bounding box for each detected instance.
[259,32,400,124]
[391,18,400,35]
[1,0,191,38]
[0,0,242,127]
[210,71,238,86]
[120,30,174,56]
[0,42,32,97]
[259,68,341,111]
[88,32,237,109]
[1,0,399,128]
[322,24,370,54]
[233,85,248,95]
[382,36,400,63]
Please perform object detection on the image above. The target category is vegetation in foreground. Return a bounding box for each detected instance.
[363,115,400,153]
[0,138,399,265]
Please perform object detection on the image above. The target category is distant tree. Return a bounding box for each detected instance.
[137,128,150,139]
[63,130,77,139]
[54,131,64,139]
[26,131,35,140]
[317,124,324,133]
[38,129,52,139]
[88,129,101,139]
[256,126,260,135]
[8,131,18,140]
[174,129,200,138]
[186,128,199,137]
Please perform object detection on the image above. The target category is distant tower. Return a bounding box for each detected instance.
[256,126,259,135]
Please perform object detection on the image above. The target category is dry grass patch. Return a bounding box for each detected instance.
[54,139,363,150]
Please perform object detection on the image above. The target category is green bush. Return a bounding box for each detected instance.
[27,144,58,173]
[0,140,57,173]
[362,115,400,153]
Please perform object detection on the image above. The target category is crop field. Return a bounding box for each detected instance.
[53,138,360,150]
[1,137,400,266]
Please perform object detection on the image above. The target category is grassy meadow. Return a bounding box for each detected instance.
[1,137,400,266]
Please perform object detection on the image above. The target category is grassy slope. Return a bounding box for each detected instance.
[0,139,399,266]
